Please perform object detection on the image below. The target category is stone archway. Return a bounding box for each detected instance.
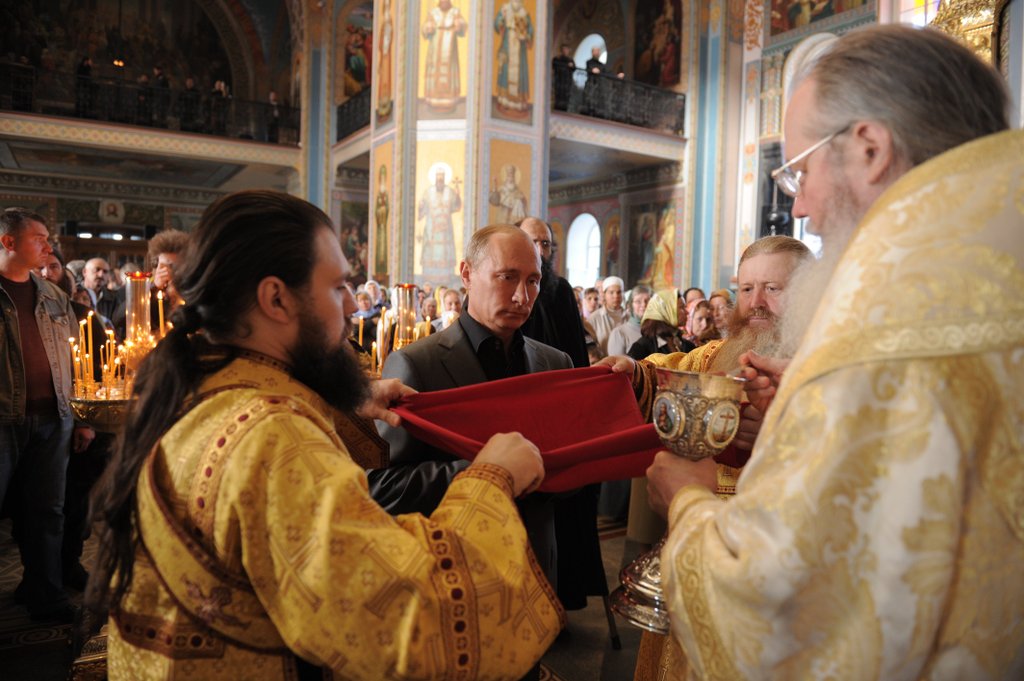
[192,0,259,99]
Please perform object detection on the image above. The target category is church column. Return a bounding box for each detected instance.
[370,0,551,287]
[299,0,334,209]
[684,0,733,290]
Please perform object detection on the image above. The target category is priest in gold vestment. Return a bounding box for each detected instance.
[645,27,1024,680]
[88,191,564,681]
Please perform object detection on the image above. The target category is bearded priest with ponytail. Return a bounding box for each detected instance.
[87,190,564,681]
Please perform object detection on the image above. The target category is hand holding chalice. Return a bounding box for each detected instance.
[610,367,745,634]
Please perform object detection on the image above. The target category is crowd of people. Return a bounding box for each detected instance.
[2,53,292,142]
[0,220,187,623]
[0,24,1020,681]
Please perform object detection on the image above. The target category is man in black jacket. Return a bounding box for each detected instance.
[517,217,609,613]
[517,217,588,369]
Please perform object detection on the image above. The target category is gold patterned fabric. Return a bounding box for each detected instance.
[108,353,565,680]
[661,130,1024,679]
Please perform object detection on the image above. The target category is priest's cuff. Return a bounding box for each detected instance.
[455,463,516,499]
[667,484,720,530]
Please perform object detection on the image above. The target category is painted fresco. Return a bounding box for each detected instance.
[492,0,535,124]
[335,2,373,105]
[0,195,55,228]
[376,0,394,123]
[603,212,621,276]
[418,0,470,119]
[5,0,292,98]
[4,141,242,187]
[487,139,532,225]
[634,0,682,88]
[340,199,369,287]
[630,202,676,290]
[372,139,393,282]
[165,206,204,232]
[414,139,465,284]
[768,0,868,38]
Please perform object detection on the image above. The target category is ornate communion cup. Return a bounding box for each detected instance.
[609,367,746,634]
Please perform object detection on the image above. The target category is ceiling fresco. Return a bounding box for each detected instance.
[0,140,244,188]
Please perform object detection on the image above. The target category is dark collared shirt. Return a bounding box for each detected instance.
[458,311,527,381]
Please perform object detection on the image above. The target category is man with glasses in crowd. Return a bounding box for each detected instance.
[642,26,1023,679]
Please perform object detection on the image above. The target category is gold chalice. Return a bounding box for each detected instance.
[609,367,745,634]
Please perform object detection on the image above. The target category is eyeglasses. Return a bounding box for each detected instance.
[771,125,850,198]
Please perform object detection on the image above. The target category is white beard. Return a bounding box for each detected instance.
[778,172,863,359]
[709,323,782,374]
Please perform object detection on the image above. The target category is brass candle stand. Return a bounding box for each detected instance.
[70,272,162,432]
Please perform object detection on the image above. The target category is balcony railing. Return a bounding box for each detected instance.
[336,87,372,142]
[551,65,685,135]
[0,62,300,145]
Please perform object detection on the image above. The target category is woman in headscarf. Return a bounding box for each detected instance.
[683,298,719,346]
[588,275,628,354]
[626,288,694,360]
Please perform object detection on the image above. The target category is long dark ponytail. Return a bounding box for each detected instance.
[86,190,332,614]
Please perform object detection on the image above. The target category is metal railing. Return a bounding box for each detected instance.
[336,87,372,142]
[551,65,685,135]
[0,62,300,145]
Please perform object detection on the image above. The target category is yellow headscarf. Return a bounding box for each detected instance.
[641,288,679,327]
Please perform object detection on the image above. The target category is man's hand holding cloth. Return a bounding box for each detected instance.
[390,366,663,492]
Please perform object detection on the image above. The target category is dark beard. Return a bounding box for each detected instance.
[289,308,371,413]
[539,255,559,298]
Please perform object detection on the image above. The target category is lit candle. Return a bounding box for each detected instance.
[86,312,94,381]
[370,341,378,374]
[157,290,166,338]
[358,316,364,346]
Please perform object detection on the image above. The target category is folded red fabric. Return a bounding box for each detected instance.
[391,366,664,492]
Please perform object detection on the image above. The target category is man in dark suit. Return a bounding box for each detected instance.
[517,216,609,612]
[551,44,575,111]
[370,225,571,680]
[81,257,125,338]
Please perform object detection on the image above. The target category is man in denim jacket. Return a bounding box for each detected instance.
[0,207,93,621]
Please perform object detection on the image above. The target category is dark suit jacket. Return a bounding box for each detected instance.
[94,288,126,340]
[369,320,572,585]
[370,320,572,513]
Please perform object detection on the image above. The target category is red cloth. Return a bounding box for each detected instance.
[391,366,663,492]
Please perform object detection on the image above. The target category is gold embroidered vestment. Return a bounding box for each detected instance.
[108,354,564,680]
[661,130,1024,679]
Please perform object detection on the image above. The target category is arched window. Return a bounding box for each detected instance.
[573,34,607,88]
[567,213,601,287]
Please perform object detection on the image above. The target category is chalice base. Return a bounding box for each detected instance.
[609,537,670,635]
